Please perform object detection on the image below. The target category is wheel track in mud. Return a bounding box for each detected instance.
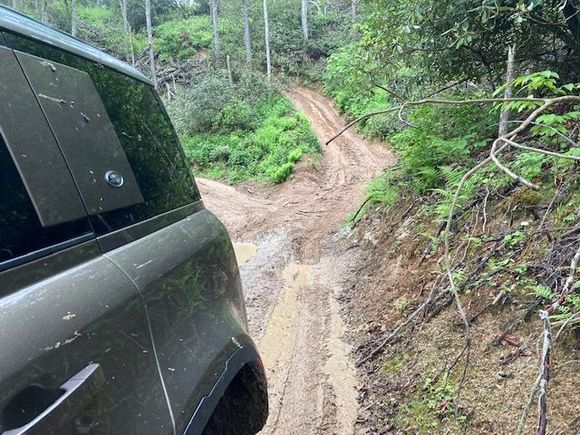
[197,87,395,434]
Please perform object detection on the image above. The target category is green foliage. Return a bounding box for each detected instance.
[530,284,555,301]
[381,355,404,375]
[255,2,353,81]
[323,44,403,138]
[168,72,275,135]
[153,16,214,60]
[360,0,579,85]
[503,230,526,247]
[176,87,320,184]
[362,94,494,214]
[396,375,466,432]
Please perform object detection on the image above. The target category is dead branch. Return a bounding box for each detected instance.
[397,103,416,128]
[536,310,552,435]
[503,137,580,161]
[499,45,516,138]
[555,312,580,340]
[493,299,542,346]
[422,78,470,99]
[547,243,580,314]
[482,187,490,235]
[516,373,541,435]
[490,136,541,189]
[539,181,561,232]
[325,95,580,145]
[350,196,373,227]
[373,83,406,102]
[355,277,441,367]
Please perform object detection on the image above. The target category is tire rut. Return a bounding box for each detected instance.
[198,87,395,434]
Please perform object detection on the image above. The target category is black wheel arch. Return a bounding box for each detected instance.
[183,343,268,435]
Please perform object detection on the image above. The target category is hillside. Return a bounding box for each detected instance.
[4,1,579,433]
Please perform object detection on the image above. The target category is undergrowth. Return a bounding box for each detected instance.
[167,73,320,183]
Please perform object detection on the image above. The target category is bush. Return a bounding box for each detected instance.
[171,78,321,184]
[153,16,213,60]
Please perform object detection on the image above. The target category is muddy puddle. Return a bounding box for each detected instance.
[233,242,258,267]
[258,264,312,369]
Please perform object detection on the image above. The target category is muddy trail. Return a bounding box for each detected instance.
[198,87,395,434]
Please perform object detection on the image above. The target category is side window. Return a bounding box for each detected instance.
[0,134,92,270]
[5,33,200,236]
[89,71,200,234]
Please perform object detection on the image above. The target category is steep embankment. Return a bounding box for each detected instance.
[198,87,394,434]
[200,86,579,435]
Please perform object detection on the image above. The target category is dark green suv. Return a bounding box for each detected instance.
[0,6,267,435]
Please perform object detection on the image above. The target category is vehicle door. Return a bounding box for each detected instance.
[2,30,249,434]
[0,36,172,434]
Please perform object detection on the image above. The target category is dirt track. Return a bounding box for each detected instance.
[198,87,395,434]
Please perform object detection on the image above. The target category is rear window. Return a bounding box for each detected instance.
[0,135,92,270]
[4,32,200,235]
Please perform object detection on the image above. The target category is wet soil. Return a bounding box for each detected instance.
[198,87,395,434]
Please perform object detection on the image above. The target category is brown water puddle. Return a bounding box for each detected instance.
[233,242,258,267]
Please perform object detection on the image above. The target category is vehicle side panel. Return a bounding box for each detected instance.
[0,242,172,434]
[104,209,249,433]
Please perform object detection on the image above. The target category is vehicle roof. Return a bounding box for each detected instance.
[0,5,151,85]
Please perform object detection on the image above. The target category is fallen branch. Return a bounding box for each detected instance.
[547,243,580,314]
[516,373,541,435]
[503,137,580,161]
[325,95,580,145]
[536,310,552,435]
[356,278,441,367]
[350,196,373,227]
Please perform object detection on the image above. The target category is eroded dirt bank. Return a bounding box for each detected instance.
[198,87,395,434]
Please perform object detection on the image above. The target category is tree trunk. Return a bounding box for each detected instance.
[243,0,252,68]
[144,0,157,88]
[301,0,308,41]
[71,0,78,37]
[351,0,357,20]
[209,0,220,63]
[562,1,580,45]
[499,45,516,138]
[226,54,233,84]
[41,0,49,23]
[263,0,271,83]
[119,0,134,64]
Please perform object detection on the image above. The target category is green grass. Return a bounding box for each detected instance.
[152,16,214,60]
[180,96,320,184]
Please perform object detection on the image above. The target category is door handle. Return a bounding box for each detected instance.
[2,364,105,435]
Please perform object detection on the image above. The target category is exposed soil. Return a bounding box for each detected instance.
[198,86,395,434]
[198,87,580,434]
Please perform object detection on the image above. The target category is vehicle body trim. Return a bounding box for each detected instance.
[183,342,264,435]
[97,201,204,253]
[0,233,94,274]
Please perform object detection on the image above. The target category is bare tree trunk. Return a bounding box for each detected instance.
[226,54,233,84]
[144,0,157,88]
[351,0,357,20]
[499,45,516,138]
[301,0,309,41]
[263,0,271,83]
[41,0,49,23]
[71,0,78,37]
[119,0,134,64]
[209,0,220,63]
[243,0,252,68]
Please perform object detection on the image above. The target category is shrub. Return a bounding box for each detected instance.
[171,78,320,184]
